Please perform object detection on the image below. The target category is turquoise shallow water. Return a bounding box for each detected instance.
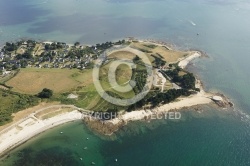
[1,0,250,165]
[1,109,250,166]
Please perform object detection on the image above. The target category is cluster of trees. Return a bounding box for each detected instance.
[37,88,53,98]
[0,89,39,125]
[151,54,166,67]
[3,42,18,52]
[149,89,191,107]
[133,55,140,62]
[45,42,65,50]
[40,51,56,59]
[132,70,147,95]
[19,60,28,68]
[127,88,191,111]
[25,40,36,47]
[143,44,157,49]
[74,42,80,46]
[2,40,37,53]
[94,41,113,51]
[163,68,196,90]
[16,51,33,60]
[138,48,152,53]
[115,40,126,45]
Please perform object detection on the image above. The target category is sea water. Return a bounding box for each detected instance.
[1,0,250,165]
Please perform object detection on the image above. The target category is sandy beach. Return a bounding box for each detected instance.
[178,51,201,69]
[0,110,82,156]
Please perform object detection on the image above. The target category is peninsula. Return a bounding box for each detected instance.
[0,38,232,156]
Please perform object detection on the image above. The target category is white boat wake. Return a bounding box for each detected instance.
[188,20,196,26]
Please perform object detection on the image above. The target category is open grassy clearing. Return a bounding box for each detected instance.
[130,42,152,53]
[6,68,83,94]
[108,51,136,60]
[115,64,132,85]
[152,47,188,63]
[99,61,135,99]
[130,41,188,63]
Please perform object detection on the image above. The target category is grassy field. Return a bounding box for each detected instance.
[130,42,188,63]
[103,63,134,97]
[108,51,136,60]
[6,68,84,94]
[69,61,135,111]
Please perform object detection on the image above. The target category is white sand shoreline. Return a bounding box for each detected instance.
[178,51,201,69]
[0,111,82,156]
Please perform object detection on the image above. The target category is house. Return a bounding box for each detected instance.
[22,41,28,46]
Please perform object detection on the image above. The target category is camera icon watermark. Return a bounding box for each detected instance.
[92,46,153,106]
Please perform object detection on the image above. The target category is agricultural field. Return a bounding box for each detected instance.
[6,68,84,94]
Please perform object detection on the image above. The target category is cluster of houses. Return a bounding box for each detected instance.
[36,54,93,69]
[0,41,101,76]
[0,39,124,77]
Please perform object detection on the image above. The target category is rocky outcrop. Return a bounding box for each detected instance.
[211,94,234,108]
[83,116,126,135]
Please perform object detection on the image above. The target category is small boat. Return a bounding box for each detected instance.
[115,159,118,162]
[86,138,89,140]
[84,147,88,150]
[60,132,63,134]
[80,158,82,161]
[91,162,96,165]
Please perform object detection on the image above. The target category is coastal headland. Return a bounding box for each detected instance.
[0,38,233,156]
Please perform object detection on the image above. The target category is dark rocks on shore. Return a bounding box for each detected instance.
[82,116,125,136]
[212,94,234,109]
